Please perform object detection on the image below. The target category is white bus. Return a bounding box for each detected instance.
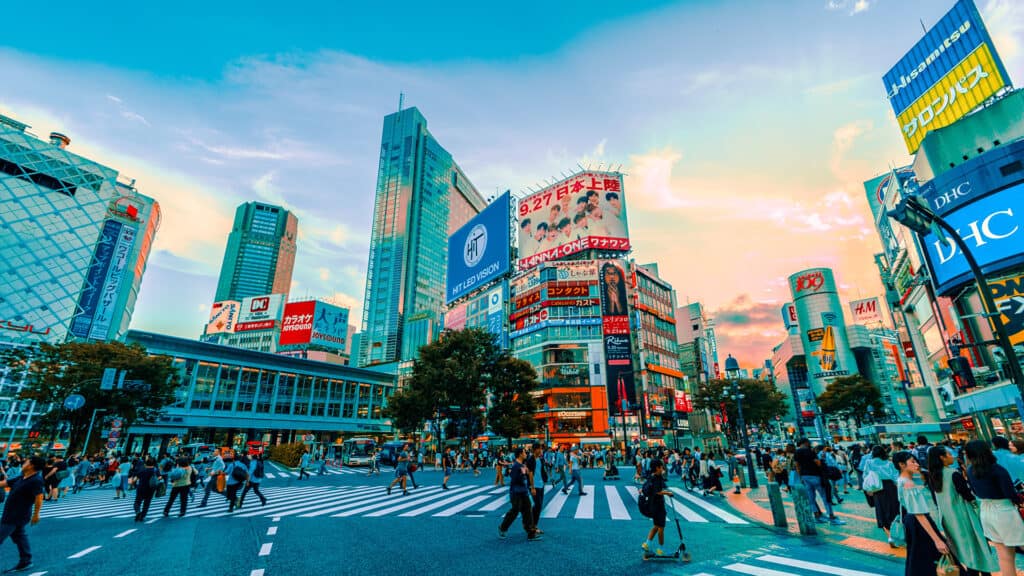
[341,437,377,466]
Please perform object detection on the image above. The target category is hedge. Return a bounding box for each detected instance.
[267,442,307,468]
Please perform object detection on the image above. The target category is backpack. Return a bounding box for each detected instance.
[637,478,655,518]
[148,470,162,490]
[169,467,185,482]
[230,463,249,483]
[253,460,264,479]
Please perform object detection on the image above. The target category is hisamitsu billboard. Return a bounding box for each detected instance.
[446,192,511,304]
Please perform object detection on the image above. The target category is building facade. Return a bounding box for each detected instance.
[0,114,160,345]
[214,202,297,303]
[359,107,486,368]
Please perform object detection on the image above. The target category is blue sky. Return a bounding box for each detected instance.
[3,0,1023,363]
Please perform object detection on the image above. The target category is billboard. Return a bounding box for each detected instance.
[991,275,1024,346]
[310,301,349,348]
[599,260,637,414]
[883,0,1011,152]
[279,300,315,345]
[781,303,798,330]
[921,181,1024,293]
[517,172,630,270]
[86,222,137,340]
[444,301,468,331]
[849,297,884,325]
[206,300,241,335]
[70,220,122,338]
[789,268,858,395]
[446,192,511,304]
[236,294,285,332]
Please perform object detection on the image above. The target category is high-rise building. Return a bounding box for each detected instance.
[0,114,160,345]
[359,107,485,367]
[214,202,297,303]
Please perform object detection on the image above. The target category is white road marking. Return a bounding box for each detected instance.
[258,543,273,556]
[724,562,798,576]
[27,572,47,576]
[574,486,594,519]
[250,569,265,576]
[757,555,884,576]
[432,495,492,517]
[479,495,508,511]
[273,517,281,521]
[670,488,747,524]
[604,485,630,520]
[267,526,278,536]
[397,486,493,517]
[68,546,102,559]
[540,489,569,518]
[113,529,136,538]
[145,517,160,524]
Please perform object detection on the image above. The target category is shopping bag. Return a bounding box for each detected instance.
[936,553,960,576]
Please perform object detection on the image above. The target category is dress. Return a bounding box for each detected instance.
[862,457,900,529]
[931,467,998,573]
[897,476,942,576]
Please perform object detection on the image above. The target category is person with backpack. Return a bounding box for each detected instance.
[239,453,267,508]
[130,457,159,523]
[198,450,226,508]
[498,448,541,541]
[163,457,193,517]
[297,450,311,480]
[526,444,549,534]
[224,454,249,512]
[639,459,674,556]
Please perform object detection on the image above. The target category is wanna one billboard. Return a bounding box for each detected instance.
[517,171,630,271]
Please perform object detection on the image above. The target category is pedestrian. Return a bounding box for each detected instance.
[406,447,421,489]
[297,450,311,480]
[725,450,741,495]
[552,447,568,491]
[640,459,674,556]
[834,446,851,495]
[990,436,1024,486]
[441,450,453,490]
[225,454,248,512]
[771,449,789,492]
[367,449,380,477]
[494,449,506,486]
[386,449,409,496]
[498,448,541,541]
[116,456,131,499]
[893,451,948,575]
[526,444,548,534]
[965,439,1024,576]
[850,445,864,490]
[926,445,999,575]
[163,457,193,518]
[861,445,901,546]
[239,453,267,508]
[793,439,845,525]
[130,457,159,523]
[0,456,45,573]
[316,452,328,476]
[564,448,587,496]
[702,452,724,497]
[197,449,226,508]
[72,456,91,495]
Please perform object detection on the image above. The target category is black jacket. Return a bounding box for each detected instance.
[525,455,549,484]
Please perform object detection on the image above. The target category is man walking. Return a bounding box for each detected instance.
[563,448,587,496]
[793,439,845,526]
[526,444,548,534]
[552,447,568,491]
[297,450,311,480]
[198,449,226,507]
[239,453,268,508]
[225,454,248,512]
[0,456,45,572]
[498,448,541,541]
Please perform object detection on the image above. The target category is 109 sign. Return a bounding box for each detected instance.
[795,271,825,293]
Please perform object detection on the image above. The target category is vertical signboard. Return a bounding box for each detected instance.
[781,303,798,330]
[599,260,636,414]
[446,192,511,304]
[789,268,858,396]
[205,300,241,335]
[70,220,123,338]
[279,300,316,346]
[87,222,138,340]
[991,274,1024,345]
[486,286,506,348]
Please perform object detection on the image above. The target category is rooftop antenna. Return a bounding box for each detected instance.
[398,92,404,113]
[919,19,927,34]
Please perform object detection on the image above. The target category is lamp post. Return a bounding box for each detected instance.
[543,405,551,448]
[724,354,758,489]
[889,196,1024,404]
[82,408,107,456]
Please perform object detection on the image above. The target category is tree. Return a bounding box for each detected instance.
[693,378,788,440]
[486,356,539,448]
[816,375,884,426]
[4,341,180,454]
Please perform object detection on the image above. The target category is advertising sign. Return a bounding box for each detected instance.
[921,181,1024,293]
[87,222,138,340]
[205,300,241,335]
[236,294,285,332]
[849,297,884,325]
[789,268,857,395]
[990,275,1024,345]
[553,261,599,282]
[310,301,349,348]
[883,0,1011,152]
[517,172,630,270]
[446,192,511,304]
[486,287,505,346]
[279,300,316,346]
[863,166,915,223]
[70,220,122,338]
[673,390,693,413]
[599,260,637,414]
[444,302,468,331]
[781,303,798,329]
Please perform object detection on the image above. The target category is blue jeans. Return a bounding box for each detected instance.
[0,523,31,563]
[565,471,584,494]
[802,475,833,518]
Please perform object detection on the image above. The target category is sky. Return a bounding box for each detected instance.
[3,0,1023,366]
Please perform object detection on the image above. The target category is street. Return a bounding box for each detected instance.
[18,465,904,576]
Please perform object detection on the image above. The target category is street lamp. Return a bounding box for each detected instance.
[889,195,1024,402]
[82,408,107,456]
[724,354,758,489]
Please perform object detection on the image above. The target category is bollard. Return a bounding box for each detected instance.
[766,482,788,528]
[739,466,748,489]
[790,482,817,535]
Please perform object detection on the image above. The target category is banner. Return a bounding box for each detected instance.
[990,275,1024,345]
[446,192,511,303]
[849,297,884,325]
[599,260,636,414]
[87,222,137,340]
[205,300,241,335]
[236,294,285,332]
[70,220,122,338]
[279,300,316,345]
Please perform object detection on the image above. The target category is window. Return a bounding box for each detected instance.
[276,373,296,415]
[190,362,218,411]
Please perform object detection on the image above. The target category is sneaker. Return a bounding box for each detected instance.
[815,516,827,524]
[641,542,650,552]
[387,486,392,495]
[3,561,33,573]
[528,533,544,541]
[655,549,664,556]
[498,529,507,539]
[829,517,847,525]
[578,492,587,496]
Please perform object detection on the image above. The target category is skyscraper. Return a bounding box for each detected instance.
[359,107,485,367]
[0,114,160,345]
[214,202,297,302]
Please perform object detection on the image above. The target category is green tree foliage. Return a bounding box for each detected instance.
[693,378,788,438]
[486,356,539,448]
[266,442,307,467]
[3,341,179,454]
[816,375,884,426]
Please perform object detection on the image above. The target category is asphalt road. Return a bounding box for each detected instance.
[11,464,905,576]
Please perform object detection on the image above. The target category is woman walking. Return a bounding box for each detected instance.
[894,451,948,576]
[926,445,998,576]
[964,440,1024,576]
[130,457,159,523]
[862,446,902,547]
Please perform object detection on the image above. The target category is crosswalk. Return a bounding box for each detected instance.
[38,482,749,524]
[690,554,895,576]
[261,464,396,478]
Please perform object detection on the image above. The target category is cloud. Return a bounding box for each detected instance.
[826,0,871,15]
[712,295,788,366]
[318,267,330,281]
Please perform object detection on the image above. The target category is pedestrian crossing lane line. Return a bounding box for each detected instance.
[478,494,508,512]
[574,486,594,519]
[626,486,706,523]
[301,486,442,518]
[232,486,377,518]
[756,555,884,576]
[187,487,337,518]
[540,489,569,518]
[334,486,449,517]
[670,488,747,524]
[724,563,799,576]
[604,485,630,520]
[396,486,494,517]
[432,494,492,517]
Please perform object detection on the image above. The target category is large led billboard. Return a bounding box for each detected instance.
[517,172,629,270]
[446,192,511,304]
[882,0,1010,153]
[280,300,350,348]
[599,259,637,414]
[922,181,1024,294]
[236,294,285,332]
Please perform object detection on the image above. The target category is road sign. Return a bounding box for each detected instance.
[106,440,117,450]
[109,429,120,439]
[63,394,86,411]
[101,368,117,390]
[110,419,123,429]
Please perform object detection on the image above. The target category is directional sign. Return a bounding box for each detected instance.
[63,394,86,411]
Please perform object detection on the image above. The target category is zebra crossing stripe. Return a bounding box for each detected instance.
[396,486,494,517]
[625,486,706,523]
[756,555,884,576]
[540,489,569,518]
[187,487,334,518]
[489,488,506,494]
[264,473,276,479]
[233,486,377,518]
[334,487,448,517]
[298,485,440,518]
[670,488,747,524]
[432,495,492,517]
[723,562,796,576]
[574,487,594,519]
[478,495,508,512]
[604,485,630,520]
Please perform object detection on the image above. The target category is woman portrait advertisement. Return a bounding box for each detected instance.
[600,261,628,317]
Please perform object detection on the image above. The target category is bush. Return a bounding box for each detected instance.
[267,442,307,468]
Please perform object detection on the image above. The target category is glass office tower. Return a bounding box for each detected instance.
[214,202,298,302]
[359,107,485,367]
[0,114,160,345]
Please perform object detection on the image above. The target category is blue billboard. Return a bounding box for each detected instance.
[922,181,1024,294]
[70,220,122,338]
[446,191,511,304]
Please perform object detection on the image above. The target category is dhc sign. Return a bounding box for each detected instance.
[923,181,1024,294]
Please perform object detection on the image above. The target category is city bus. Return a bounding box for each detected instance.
[340,437,377,466]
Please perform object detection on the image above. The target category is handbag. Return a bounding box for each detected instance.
[862,469,883,493]
[936,553,960,576]
[889,516,906,547]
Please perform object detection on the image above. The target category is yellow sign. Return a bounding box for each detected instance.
[898,43,1008,153]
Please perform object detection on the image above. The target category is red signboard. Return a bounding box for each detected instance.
[902,341,916,358]
[794,270,825,293]
[602,315,629,335]
[514,291,541,310]
[548,284,590,298]
[279,300,316,346]
[673,390,692,413]
[235,320,275,332]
